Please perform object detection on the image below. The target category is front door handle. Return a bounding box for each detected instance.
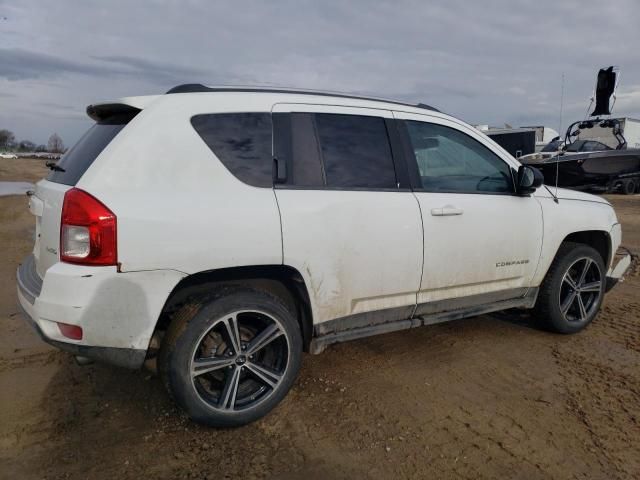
[430,205,464,216]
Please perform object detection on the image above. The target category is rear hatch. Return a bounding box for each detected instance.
[30,102,142,278]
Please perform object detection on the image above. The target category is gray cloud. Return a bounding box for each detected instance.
[0,48,112,80]
[91,55,213,86]
[0,48,214,86]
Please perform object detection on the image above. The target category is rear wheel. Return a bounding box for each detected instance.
[534,242,605,334]
[622,179,636,195]
[159,287,302,427]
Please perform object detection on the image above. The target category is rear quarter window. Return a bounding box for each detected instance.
[47,114,134,186]
[191,113,273,188]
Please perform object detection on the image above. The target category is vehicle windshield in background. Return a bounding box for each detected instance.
[47,115,134,186]
[541,139,562,152]
[565,140,613,153]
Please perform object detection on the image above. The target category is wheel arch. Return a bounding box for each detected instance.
[155,265,314,352]
[562,230,611,268]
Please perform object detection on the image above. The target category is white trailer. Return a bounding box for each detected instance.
[520,126,560,151]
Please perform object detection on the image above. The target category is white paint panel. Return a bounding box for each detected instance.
[276,189,423,324]
[531,189,619,285]
[19,262,185,350]
[31,180,71,277]
[415,191,543,302]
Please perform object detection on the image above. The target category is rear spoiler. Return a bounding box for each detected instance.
[86,103,141,122]
[86,95,160,122]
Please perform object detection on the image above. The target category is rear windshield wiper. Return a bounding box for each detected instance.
[45,161,65,172]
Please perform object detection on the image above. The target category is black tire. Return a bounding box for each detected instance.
[622,179,636,195]
[612,180,624,193]
[635,179,640,194]
[159,286,302,427]
[533,242,606,334]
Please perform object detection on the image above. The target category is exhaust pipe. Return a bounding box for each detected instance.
[74,355,94,366]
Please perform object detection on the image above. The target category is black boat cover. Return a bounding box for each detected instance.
[591,66,616,116]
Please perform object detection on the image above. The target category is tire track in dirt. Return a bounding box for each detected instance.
[552,282,640,479]
[0,350,63,373]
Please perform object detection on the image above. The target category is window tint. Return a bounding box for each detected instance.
[566,140,586,152]
[47,115,133,186]
[541,139,562,152]
[191,113,273,187]
[405,121,513,194]
[290,113,324,187]
[314,113,397,189]
[584,141,611,151]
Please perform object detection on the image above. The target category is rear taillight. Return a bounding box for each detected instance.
[60,188,117,266]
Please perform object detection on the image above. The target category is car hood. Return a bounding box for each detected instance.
[536,186,611,205]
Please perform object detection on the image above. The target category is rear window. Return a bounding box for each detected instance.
[47,115,133,186]
[191,113,273,188]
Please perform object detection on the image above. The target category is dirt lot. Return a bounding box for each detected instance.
[1,158,639,479]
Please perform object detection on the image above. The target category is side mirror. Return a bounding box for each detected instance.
[517,165,543,195]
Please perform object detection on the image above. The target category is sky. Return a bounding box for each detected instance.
[1,0,640,148]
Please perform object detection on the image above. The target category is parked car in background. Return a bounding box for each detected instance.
[17,86,631,427]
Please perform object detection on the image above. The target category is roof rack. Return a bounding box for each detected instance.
[165,84,440,112]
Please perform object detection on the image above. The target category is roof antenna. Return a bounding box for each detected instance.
[551,73,564,204]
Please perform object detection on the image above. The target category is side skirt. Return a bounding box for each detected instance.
[309,288,538,354]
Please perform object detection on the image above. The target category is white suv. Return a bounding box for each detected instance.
[17,85,631,427]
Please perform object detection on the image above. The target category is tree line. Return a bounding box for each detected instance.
[0,129,65,153]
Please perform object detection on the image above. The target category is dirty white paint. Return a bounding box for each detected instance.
[0,181,33,197]
[18,261,186,350]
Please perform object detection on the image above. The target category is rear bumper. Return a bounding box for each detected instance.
[16,254,185,369]
[17,301,146,369]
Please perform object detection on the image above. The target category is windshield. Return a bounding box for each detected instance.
[541,140,562,152]
[565,140,586,152]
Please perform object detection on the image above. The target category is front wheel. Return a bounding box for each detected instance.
[159,287,302,427]
[534,242,606,334]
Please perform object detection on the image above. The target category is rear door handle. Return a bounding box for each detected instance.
[430,205,464,216]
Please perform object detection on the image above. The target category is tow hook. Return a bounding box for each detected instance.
[74,355,94,366]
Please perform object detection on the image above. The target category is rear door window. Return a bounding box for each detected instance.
[47,115,133,186]
[315,113,397,189]
[191,113,273,188]
[282,112,397,189]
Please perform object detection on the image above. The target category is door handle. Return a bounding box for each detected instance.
[430,205,464,216]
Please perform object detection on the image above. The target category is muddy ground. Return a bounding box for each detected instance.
[1,158,638,479]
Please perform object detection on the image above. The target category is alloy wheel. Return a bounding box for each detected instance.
[189,310,290,412]
[559,257,603,323]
